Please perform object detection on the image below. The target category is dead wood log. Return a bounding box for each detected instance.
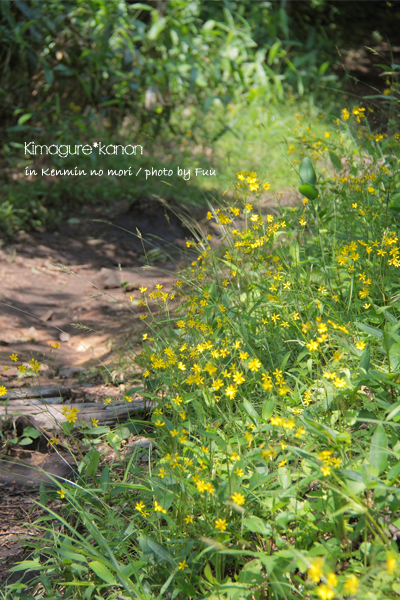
[0,399,151,431]
[8,385,71,401]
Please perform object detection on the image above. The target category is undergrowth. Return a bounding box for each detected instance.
[2,96,400,599]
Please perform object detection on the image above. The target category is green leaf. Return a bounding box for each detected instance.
[298,183,319,201]
[204,563,217,584]
[355,322,383,338]
[8,560,45,573]
[278,467,291,489]
[125,386,144,395]
[244,516,272,535]
[19,437,33,445]
[389,343,400,370]
[329,151,342,171]
[370,424,388,475]
[88,561,116,584]
[148,16,166,41]
[39,483,47,506]
[359,346,370,371]
[100,466,110,492]
[129,2,153,9]
[84,426,110,435]
[387,461,400,481]
[299,157,317,185]
[85,450,100,477]
[139,535,173,564]
[17,113,32,126]
[242,399,259,420]
[22,427,41,439]
[262,400,275,421]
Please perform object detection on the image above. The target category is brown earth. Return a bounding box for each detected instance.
[0,197,193,382]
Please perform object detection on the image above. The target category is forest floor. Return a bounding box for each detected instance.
[0,188,299,586]
[0,197,197,584]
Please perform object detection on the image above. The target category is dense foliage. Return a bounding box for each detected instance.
[0,0,338,139]
[2,0,399,237]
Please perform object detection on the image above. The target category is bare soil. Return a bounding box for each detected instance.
[0,198,193,380]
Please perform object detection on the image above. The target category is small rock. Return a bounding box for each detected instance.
[59,366,83,378]
[131,436,156,450]
[92,268,121,289]
[59,332,70,342]
[26,326,38,340]
[41,309,54,322]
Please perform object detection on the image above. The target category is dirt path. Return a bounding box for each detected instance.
[0,198,194,583]
[0,198,191,386]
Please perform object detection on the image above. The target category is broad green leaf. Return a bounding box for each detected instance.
[268,41,281,65]
[8,560,45,573]
[129,2,153,8]
[278,467,291,489]
[125,385,144,395]
[262,399,275,421]
[244,516,271,535]
[386,402,400,422]
[248,471,269,491]
[204,563,217,583]
[242,399,259,420]
[198,430,225,450]
[85,450,100,477]
[100,466,110,492]
[389,343,400,370]
[355,322,383,338]
[84,426,110,435]
[299,157,317,185]
[387,461,400,481]
[298,183,319,201]
[148,17,166,41]
[359,346,370,371]
[280,351,291,371]
[329,151,342,171]
[22,427,41,439]
[88,561,116,584]
[139,535,173,564]
[202,19,216,31]
[19,437,33,445]
[370,424,388,475]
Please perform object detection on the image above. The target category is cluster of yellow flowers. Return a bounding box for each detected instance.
[337,234,400,275]
[318,449,342,476]
[5,353,42,375]
[61,405,79,424]
[269,415,306,440]
[235,171,270,192]
[342,106,365,123]
[308,554,397,598]
[308,556,360,599]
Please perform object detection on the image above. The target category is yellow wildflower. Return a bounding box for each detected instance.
[215,518,227,532]
[308,557,324,583]
[343,574,359,595]
[231,492,245,506]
